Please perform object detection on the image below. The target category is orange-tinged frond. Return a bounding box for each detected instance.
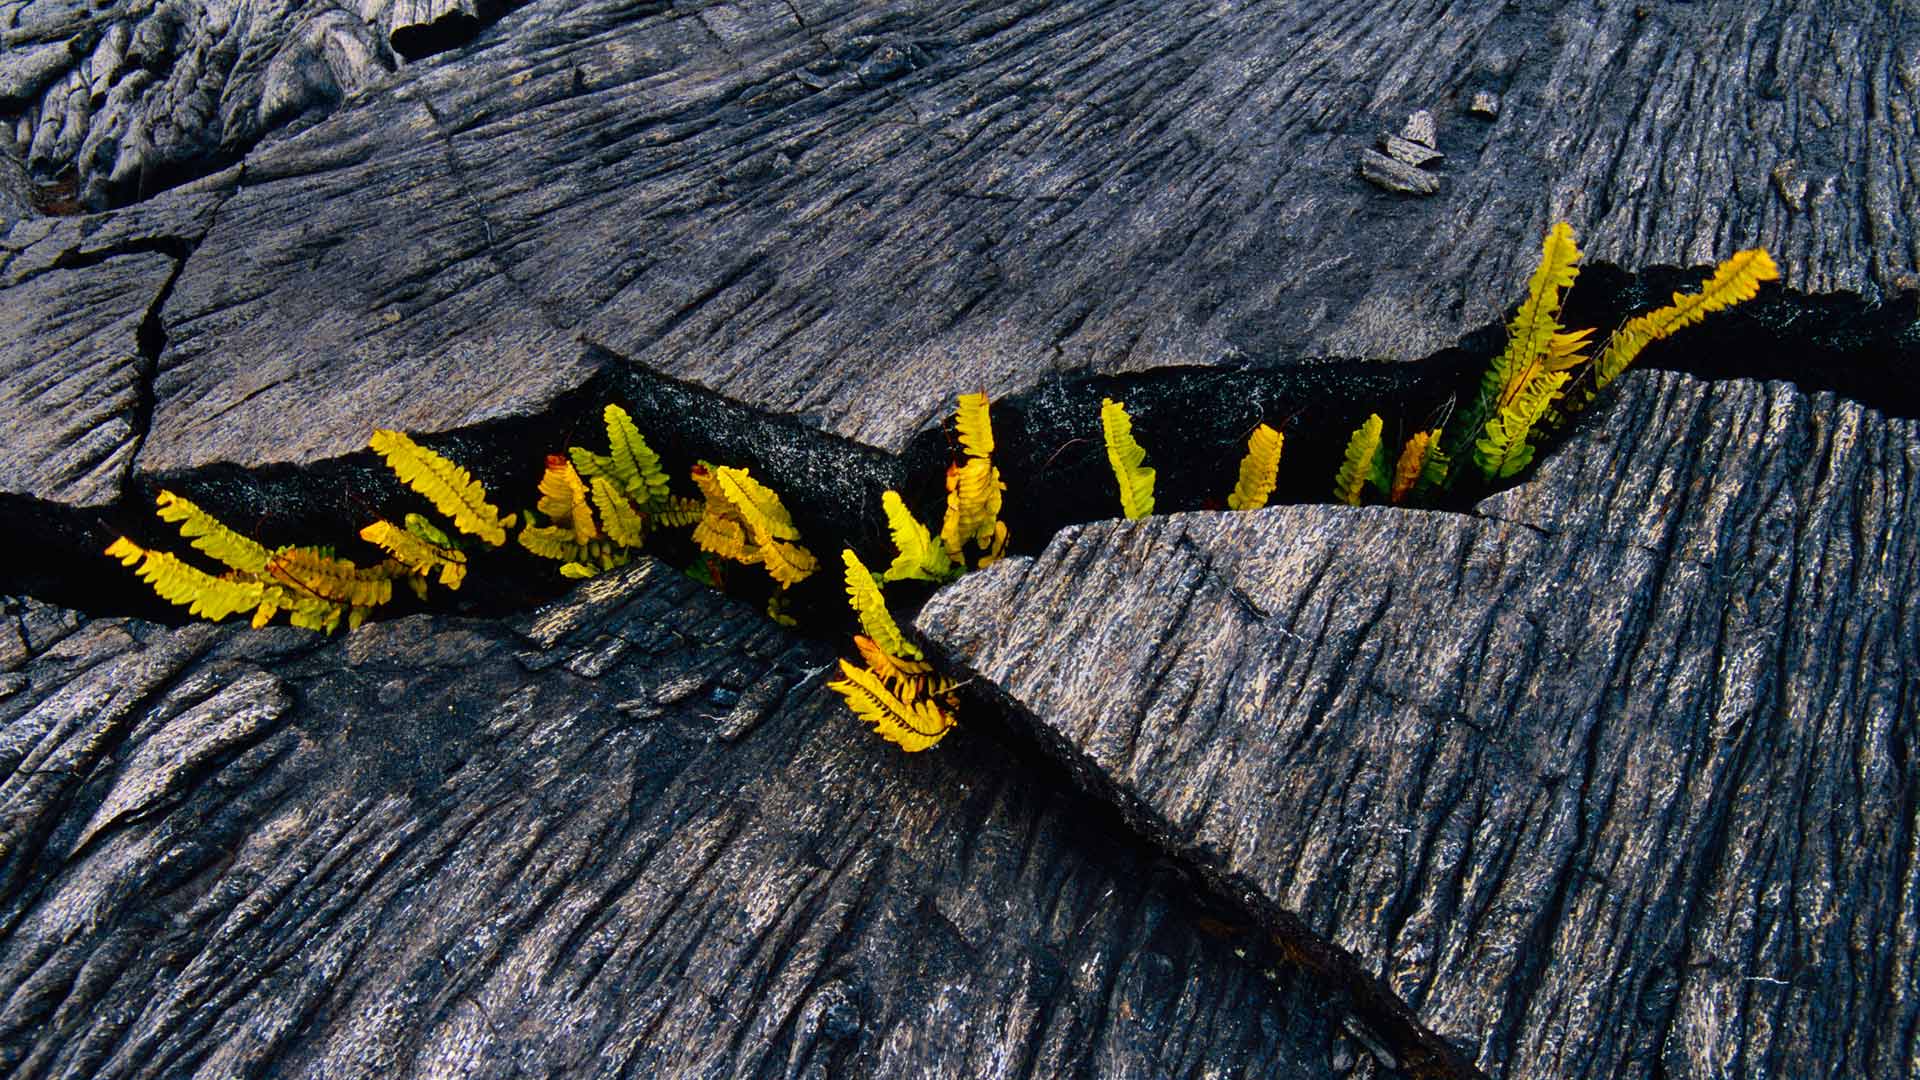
[1389,429,1441,504]
[828,659,957,752]
[536,455,599,545]
[264,547,394,609]
[853,634,934,681]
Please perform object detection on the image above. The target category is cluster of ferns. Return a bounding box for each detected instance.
[109,222,1776,751]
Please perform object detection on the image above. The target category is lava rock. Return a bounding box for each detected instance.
[917,369,1920,1080]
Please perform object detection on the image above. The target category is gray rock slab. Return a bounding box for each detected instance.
[0,562,1333,1078]
[917,369,1920,1079]
[0,251,175,505]
[105,0,1920,474]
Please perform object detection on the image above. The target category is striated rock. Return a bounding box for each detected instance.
[0,0,533,213]
[0,562,1334,1077]
[918,368,1920,1079]
[45,0,1905,476]
[0,251,175,505]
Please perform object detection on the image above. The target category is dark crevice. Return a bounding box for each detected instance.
[0,272,1915,1079]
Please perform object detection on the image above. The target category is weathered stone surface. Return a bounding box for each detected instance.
[0,251,174,505]
[918,369,1920,1079]
[79,0,1914,475]
[0,1,530,217]
[0,563,1333,1077]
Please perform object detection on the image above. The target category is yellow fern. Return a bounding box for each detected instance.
[1333,414,1383,506]
[369,429,512,546]
[1592,248,1780,395]
[940,457,1005,558]
[535,456,599,545]
[881,490,954,582]
[1100,397,1155,519]
[954,392,995,459]
[264,547,395,609]
[1226,424,1283,511]
[590,476,647,548]
[360,519,466,589]
[154,491,271,573]
[842,550,922,660]
[827,659,956,752]
[106,537,264,621]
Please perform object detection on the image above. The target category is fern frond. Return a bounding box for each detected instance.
[360,519,467,589]
[842,550,922,659]
[604,405,673,507]
[106,537,264,621]
[264,547,394,609]
[535,455,599,545]
[827,659,956,752]
[881,490,954,582]
[1333,414,1384,506]
[153,491,271,573]
[758,537,819,588]
[1389,429,1442,504]
[853,633,933,681]
[403,513,454,548]
[1226,424,1283,511]
[590,476,647,548]
[1475,369,1570,479]
[712,467,802,542]
[691,512,760,566]
[520,523,593,564]
[1100,398,1155,519]
[976,520,1009,567]
[954,392,995,459]
[1592,248,1779,396]
[655,496,704,528]
[370,429,512,546]
[939,457,1005,558]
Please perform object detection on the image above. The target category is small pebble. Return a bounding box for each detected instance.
[1469,91,1501,118]
[1401,109,1437,148]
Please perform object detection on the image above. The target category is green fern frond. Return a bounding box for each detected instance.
[604,404,673,507]
[591,476,647,548]
[1475,370,1570,479]
[1333,414,1384,506]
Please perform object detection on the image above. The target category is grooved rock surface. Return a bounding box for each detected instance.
[0,250,172,505]
[0,0,1899,477]
[0,562,1330,1078]
[0,0,533,218]
[917,369,1920,1080]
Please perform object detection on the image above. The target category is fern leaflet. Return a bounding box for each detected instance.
[1226,424,1283,511]
[1100,397,1155,519]
[370,429,512,546]
[1333,414,1383,506]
